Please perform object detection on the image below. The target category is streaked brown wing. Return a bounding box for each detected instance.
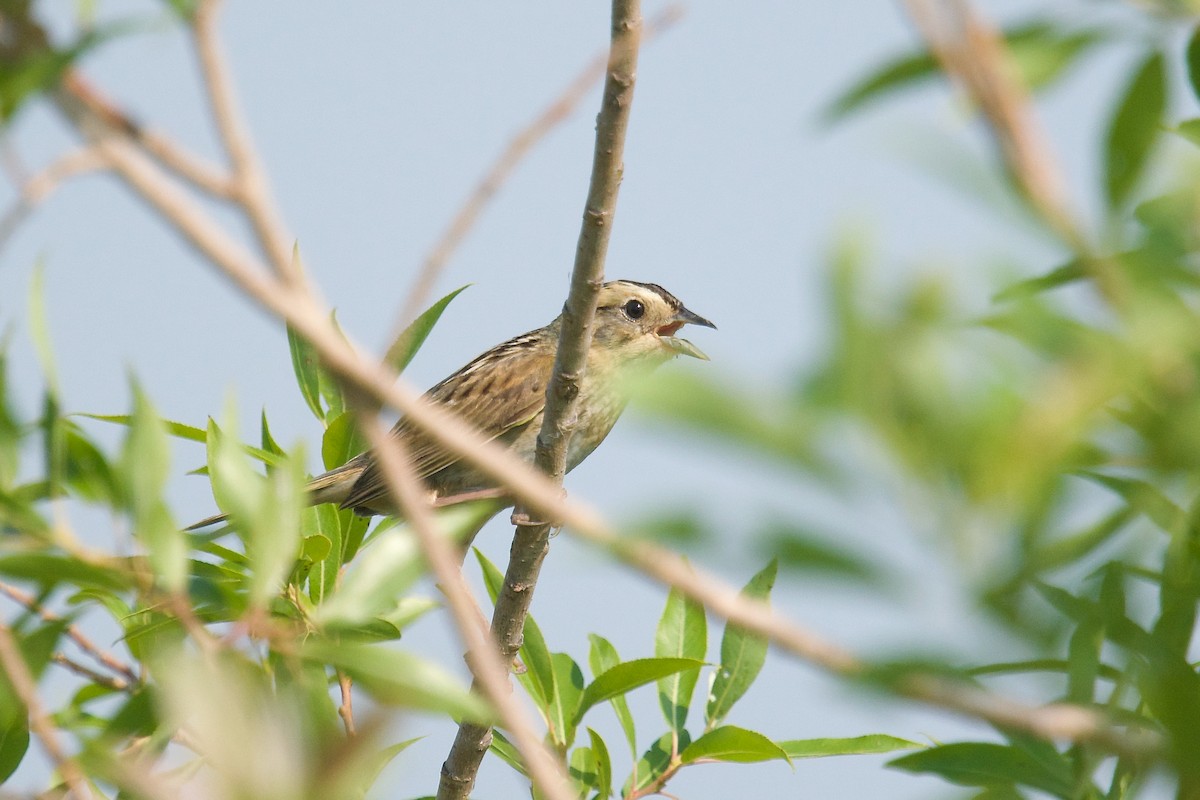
[340,331,554,512]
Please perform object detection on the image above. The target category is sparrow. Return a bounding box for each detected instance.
[189,280,714,527]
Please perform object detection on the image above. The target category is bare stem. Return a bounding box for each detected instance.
[0,623,93,799]
[192,0,295,279]
[395,4,683,333]
[0,580,140,686]
[0,146,107,252]
[337,669,356,737]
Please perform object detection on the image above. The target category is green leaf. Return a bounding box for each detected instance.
[347,738,421,799]
[0,714,29,783]
[588,634,636,757]
[548,653,585,748]
[1079,472,1185,536]
[28,261,58,394]
[0,553,132,592]
[1103,51,1165,209]
[992,261,1086,302]
[577,657,706,725]
[680,725,791,765]
[706,559,777,726]
[489,729,528,778]
[302,640,491,722]
[473,548,554,707]
[287,323,324,422]
[627,731,682,796]
[655,587,706,733]
[260,409,284,457]
[568,744,598,794]
[314,523,423,627]
[889,742,1075,798]
[85,413,282,466]
[385,285,471,374]
[588,727,613,800]
[119,382,186,592]
[779,734,924,758]
[322,412,367,472]
[1186,24,1200,104]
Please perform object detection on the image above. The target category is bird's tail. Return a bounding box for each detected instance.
[184,457,367,531]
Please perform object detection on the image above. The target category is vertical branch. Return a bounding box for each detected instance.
[439,1,644,798]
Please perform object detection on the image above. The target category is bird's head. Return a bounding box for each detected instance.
[590,280,716,365]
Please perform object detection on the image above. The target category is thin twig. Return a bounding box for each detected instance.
[60,72,234,198]
[0,580,140,685]
[336,669,356,737]
[440,0,645,795]
[395,4,683,332]
[51,653,130,692]
[356,412,574,800]
[191,0,295,280]
[0,146,108,252]
[0,623,93,800]
[18,4,1159,761]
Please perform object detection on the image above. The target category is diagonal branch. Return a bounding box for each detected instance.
[0,622,93,800]
[395,4,682,332]
[439,1,644,796]
[356,411,574,800]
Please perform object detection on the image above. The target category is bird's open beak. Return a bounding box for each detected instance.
[656,306,716,360]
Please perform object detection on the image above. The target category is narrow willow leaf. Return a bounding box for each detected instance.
[489,729,528,777]
[313,524,423,627]
[1187,24,1200,103]
[385,285,471,374]
[347,738,421,800]
[321,412,367,471]
[548,653,585,748]
[680,725,791,765]
[568,745,598,795]
[0,714,29,783]
[706,559,777,726]
[626,732,682,797]
[473,548,554,706]
[779,734,923,758]
[1080,472,1185,536]
[577,658,706,725]
[588,727,613,800]
[260,409,284,457]
[287,323,324,422]
[889,742,1075,798]
[119,383,185,591]
[84,414,282,465]
[1103,51,1165,209]
[588,634,636,756]
[303,640,491,722]
[655,587,706,733]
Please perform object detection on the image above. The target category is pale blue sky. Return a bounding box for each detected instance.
[0,1,1169,797]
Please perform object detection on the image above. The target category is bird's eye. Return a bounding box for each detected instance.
[623,299,645,320]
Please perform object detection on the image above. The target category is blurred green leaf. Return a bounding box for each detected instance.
[655,587,706,733]
[303,640,491,722]
[826,22,1102,121]
[0,713,29,783]
[489,729,528,778]
[1080,472,1185,536]
[889,742,1075,798]
[757,520,879,581]
[993,261,1086,302]
[707,560,777,726]
[1104,51,1165,209]
[119,382,185,592]
[314,523,422,628]
[1186,24,1200,103]
[84,413,282,466]
[385,285,470,374]
[28,262,58,394]
[780,734,923,758]
[0,553,132,592]
[680,725,790,765]
[568,744,598,794]
[588,634,636,757]
[346,738,421,800]
[0,350,22,489]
